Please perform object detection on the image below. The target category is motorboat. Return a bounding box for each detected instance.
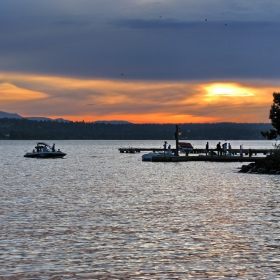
[142,151,163,161]
[142,140,193,161]
[24,142,66,158]
[142,151,174,161]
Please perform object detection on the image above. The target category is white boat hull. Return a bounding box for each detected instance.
[142,152,174,161]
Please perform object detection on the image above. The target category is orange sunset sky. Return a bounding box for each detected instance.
[1,72,278,123]
[1,1,280,123]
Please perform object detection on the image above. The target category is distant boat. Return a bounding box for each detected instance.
[24,142,66,158]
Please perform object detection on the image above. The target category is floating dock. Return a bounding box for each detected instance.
[119,147,271,156]
[119,147,271,162]
[150,155,264,162]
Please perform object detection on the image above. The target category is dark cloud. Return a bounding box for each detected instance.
[0,1,280,82]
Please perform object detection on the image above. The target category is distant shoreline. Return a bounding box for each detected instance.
[0,118,273,140]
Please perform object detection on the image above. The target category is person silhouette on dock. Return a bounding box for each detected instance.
[222,142,227,156]
[167,145,172,155]
[163,141,167,155]
[216,142,221,156]
[205,142,209,155]
[228,143,232,155]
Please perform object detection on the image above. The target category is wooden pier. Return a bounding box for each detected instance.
[119,147,271,156]
[119,147,155,153]
[119,147,271,162]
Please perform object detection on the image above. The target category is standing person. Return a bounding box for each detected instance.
[216,142,221,156]
[163,141,167,155]
[223,142,227,155]
[240,144,243,157]
[205,142,209,155]
[228,143,232,155]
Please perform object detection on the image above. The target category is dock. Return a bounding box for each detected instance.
[119,147,158,153]
[119,125,272,162]
[119,147,271,156]
[150,155,265,162]
[119,147,271,162]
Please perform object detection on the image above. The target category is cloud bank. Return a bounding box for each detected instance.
[0,73,278,123]
[0,1,280,81]
[0,1,280,122]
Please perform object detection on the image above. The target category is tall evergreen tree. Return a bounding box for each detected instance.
[262,92,280,139]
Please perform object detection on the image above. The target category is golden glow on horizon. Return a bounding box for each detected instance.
[59,113,218,124]
[0,72,278,123]
[204,83,255,97]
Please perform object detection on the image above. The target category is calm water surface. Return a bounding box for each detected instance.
[0,140,279,279]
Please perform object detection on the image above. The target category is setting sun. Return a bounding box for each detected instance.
[204,83,255,97]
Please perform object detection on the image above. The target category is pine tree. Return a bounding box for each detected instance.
[262,92,280,140]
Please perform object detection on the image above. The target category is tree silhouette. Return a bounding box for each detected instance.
[262,92,280,139]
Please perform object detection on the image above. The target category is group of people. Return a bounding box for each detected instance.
[162,141,244,157]
[205,141,233,156]
[163,141,173,154]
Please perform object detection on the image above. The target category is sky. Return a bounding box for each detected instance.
[1,0,280,123]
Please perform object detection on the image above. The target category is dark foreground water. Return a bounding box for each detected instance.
[0,140,279,279]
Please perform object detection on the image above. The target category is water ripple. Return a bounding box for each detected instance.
[0,140,279,279]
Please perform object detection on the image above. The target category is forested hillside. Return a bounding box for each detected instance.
[0,118,273,140]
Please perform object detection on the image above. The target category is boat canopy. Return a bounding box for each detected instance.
[36,142,52,148]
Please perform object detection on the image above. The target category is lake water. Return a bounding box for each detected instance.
[0,140,279,279]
